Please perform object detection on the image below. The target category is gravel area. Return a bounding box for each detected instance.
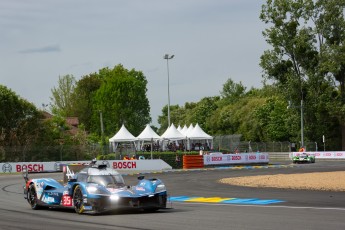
[219,171,345,192]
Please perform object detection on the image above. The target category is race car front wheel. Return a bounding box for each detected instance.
[27,184,41,210]
[73,185,85,214]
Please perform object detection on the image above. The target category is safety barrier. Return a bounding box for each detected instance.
[0,159,172,173]
[183,155,204,169]
[290,151,345,159]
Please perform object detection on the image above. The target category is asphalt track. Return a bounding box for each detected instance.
[1,161,344,230]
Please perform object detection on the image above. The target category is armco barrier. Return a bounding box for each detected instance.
[290,151,345,159]
[204,153,269,165]
[0,159,172,173]
[183,155,204,169]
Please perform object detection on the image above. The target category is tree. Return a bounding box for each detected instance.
[72,73,102,131]
[220,78,247,105]
[0,85,41,160]
[92,65,151,136]
[50,74,76,116]
[260,0,344,149]
[158,105,181,135]
[186,96,220,132]
[255,96,291,141]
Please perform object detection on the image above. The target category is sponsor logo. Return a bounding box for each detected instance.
[113,161,137,169]
[42,196,55,203]
[336,152,343,156]
[135,186,145,191]
[232,156,241,160]
[16,164,44,172]
[211,157,222,161]
[47,192,59,196]
[2,163,12,173]
[249,155,256,160]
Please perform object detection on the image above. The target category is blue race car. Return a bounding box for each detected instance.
[23,160,168,214]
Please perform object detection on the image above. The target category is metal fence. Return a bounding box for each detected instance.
[0,138,318,162]
[213,135,317,153]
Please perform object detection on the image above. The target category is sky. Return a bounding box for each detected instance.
[0,0,269,126]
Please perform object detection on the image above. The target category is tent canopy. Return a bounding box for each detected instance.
[109,124,136,142]
[180,125,188,135]
[187,123,213,140]
[184,124,195,137]
[136,124,161,141]
[160,123,186,140]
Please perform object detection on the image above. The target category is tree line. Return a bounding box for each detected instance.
[1,0,345,162]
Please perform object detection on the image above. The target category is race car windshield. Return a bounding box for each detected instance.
[88,175,125,187]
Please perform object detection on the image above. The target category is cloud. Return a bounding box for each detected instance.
[19,44,61,54]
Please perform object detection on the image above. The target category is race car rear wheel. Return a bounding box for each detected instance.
[73,185,84,214]
[27,184,41,210]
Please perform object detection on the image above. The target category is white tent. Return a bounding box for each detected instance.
[160,123,186,151]
[137,124,161,159]
[177,125,182,132]
[186,123,213,151]
[109,124,136,142]
[180,125,188,136]
[137,124,161,140]
[109,124,136,153]
[184,124,195,137]
[160,123,186,140]
[187,123,213,140]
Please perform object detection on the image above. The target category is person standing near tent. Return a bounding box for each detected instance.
[175,153,181,168]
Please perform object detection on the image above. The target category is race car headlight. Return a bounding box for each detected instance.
[110,195,119,201]
[87,186,98,193]
[155,184,166,193]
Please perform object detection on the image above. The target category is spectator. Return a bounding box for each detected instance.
[234,147,240,154]
[175,153,181,167]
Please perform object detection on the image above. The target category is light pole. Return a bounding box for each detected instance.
[164,54,174,127]
[99,111,104,154]
[287,99,304,149]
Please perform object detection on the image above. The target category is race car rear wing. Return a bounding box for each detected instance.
[62,159,108,184]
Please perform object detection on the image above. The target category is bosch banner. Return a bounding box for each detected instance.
[0,159,172,173]
[203,153,269,165]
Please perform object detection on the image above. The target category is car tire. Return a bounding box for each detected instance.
[27,184,41,210]
[73,185,84,214]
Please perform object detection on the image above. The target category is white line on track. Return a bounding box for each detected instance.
[173,201,345,211]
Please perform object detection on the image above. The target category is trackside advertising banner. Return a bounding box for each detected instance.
[0,160,172,173]
[203,153,269,165]
[291,152,345,159]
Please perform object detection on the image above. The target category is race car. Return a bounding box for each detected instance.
[292,153,316,164]
[23,160,168,214]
